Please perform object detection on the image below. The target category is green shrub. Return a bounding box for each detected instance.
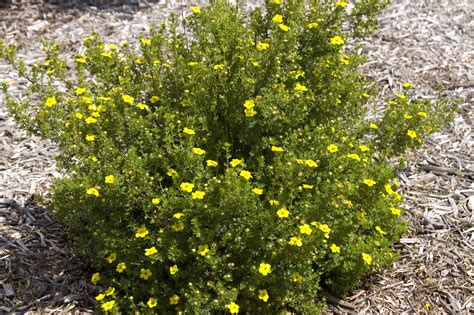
[1,0,454,313]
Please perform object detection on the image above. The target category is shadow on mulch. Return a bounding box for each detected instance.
[0,198,95,313]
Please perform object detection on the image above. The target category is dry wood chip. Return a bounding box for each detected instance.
[0,0,473,313]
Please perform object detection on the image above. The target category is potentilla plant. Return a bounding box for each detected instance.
[0,0,454,313]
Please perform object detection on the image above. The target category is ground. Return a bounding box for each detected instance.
[0,0,473,313]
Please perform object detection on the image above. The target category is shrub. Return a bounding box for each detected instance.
[1,0,454,313]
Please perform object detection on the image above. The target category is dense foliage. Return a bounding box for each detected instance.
[1,0,453,313]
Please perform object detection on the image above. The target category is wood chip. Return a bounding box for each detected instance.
[1,0,473,313]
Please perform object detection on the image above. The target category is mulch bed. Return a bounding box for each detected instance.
[1,0,473,313]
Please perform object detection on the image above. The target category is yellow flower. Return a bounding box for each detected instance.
[173,212,184,219]
[136,102,148,110]
[327,144,339,153]
[375,226,386,235]
[276,208,290,218]
[402,82,413,89]
[295,83,308,92]
[330,35,345,45]
[145,246,158,256]
[256,42,270,51]
[75,112,83,119]
[191,6,201,14]
[122,94,134,104]
[363,179,377,187]
[230,159,242,167]
[193,147,206,155]
[150,95,160,103]
[308,22,319,29]
[305,159,318,167]
[105,287,115,296]
[140,268,152,280]
[385,184,394,195]
[188,61,198,66]
[359,145,369,152]
[396,93,406,100]
[330,244,341,253]
[417,111,427,118]
[95,293,105,301]
[407,130,417,139]
[258,263,272,276]
[299,224,312,235]
[171,222,184,231]
[245,107,257,117]
[279,24,290,32]
[170,265,179,275]
[105,44,118,50]
[302,184,313,189]
[347,153,361,161]
[106,252,116,264]
[258,289,269,302]
[252,188,264,195]
[197,244,209,256]
[85,116,97,124]
[101,301,115,311]
[86,187,99,197]
[362,253,372,265]
[76,58,86,64]
[269,199,279,206]
[273,0,282,4]
[318,223,331,235]
[180,182,194,193]
[289,236,303,247]
[101,52,112,58]
[149,198,160,207]
[293,272,303,282]
[170,294,180,305]
[369,122,378,129]
[75,87,86,95]
[390,207,401,216]
[147,297,158,308]
[85,135,96,142]
[91,272,100,284]
[183,127,195,135]
[243,100,255,109]
[213,64,225,70]
[167,169,178,177]
[239,170,252,180]
[192,191,206,199]
[335,1,348,7]
[140,38,151,45]
[272,14,283,23]
[206,160,218,167]
[226,302,240,314]
[135,227,149,238]
[116,262,126,273]
[404,114,413,119]
[271,146,284,152]
[105,175,115,184]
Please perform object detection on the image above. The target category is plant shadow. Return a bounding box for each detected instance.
[0,199,95,313]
